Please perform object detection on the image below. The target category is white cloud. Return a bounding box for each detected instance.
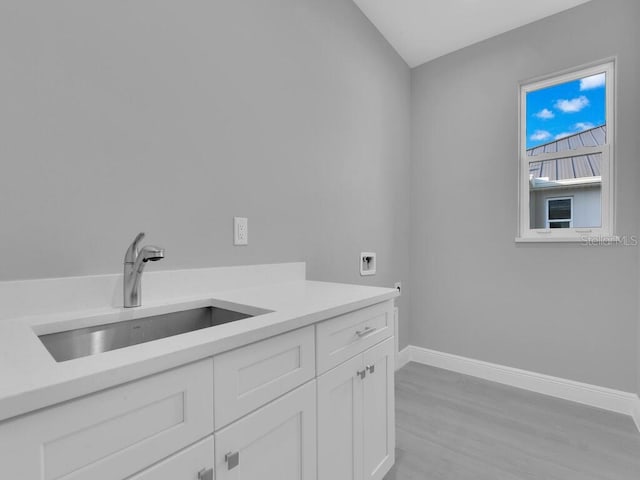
[575,122,595,132]
[535,108,555,120]
[580,73,605,91]
[555,95,590,113]
[530,130,551,142]
[554,123,597,141]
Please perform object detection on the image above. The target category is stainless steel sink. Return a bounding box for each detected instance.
[39,306,262,362]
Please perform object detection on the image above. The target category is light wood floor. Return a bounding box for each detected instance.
[384,362,640,480]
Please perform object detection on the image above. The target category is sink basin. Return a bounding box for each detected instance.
[39,306,264,362]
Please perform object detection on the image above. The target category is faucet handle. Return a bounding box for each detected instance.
[132,231,145,245]
[124,232,146,263]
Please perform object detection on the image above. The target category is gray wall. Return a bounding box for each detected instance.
[410,0,640,391]
[0,1,411,347]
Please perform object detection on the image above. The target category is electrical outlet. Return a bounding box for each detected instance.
[234,217,248,245]
[394,282,402,294]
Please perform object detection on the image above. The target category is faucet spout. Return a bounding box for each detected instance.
[132,245,165,273]
[123,233,164,308]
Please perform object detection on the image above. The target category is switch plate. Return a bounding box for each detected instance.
[234,217,248,245]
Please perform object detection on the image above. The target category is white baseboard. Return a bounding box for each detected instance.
[398,345,639,432]
[397,345,410,370]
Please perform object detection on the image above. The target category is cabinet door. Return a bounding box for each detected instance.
[215,381,316,480]
[362,338,395,480]
[129,436,214,480]
[317,354,364,480]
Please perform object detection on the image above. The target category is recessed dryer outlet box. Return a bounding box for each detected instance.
[360,252,376,276]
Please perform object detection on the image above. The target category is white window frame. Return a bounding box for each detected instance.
[545,196,573,229]
[517,60,616,243]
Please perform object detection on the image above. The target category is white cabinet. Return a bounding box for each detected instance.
[129,436,214,480]
[317,354,363,480]
[362,338,395,480]
[215,380,317,480]
[0,358,214,480]
[0,299,394,480]
[317,337,395,480]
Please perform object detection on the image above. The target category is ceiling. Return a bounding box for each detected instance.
[352,0,593,68]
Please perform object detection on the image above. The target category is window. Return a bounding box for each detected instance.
[546,197,573,229]
[518,61,615,242]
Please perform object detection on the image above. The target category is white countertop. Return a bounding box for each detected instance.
[0,279,397,422]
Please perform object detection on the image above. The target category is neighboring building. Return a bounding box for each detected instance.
[528,125,605,229]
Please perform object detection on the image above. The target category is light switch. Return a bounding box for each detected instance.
[234,217,248,245]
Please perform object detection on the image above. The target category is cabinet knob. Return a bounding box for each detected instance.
[357,369,367,380]
[225,451,240,470]
[198,468,213,480]
[366,364,375,374]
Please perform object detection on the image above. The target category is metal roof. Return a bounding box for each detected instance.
[527,125,605,183]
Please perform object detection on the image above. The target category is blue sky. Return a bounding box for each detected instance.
[526,73,606,149]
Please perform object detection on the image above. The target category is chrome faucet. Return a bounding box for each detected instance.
[123,232,165,308]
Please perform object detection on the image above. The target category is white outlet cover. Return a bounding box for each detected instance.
[360,252,376,276]
[234,217,248,245]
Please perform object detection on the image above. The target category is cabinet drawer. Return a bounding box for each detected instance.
[0,359,214,480]
[129,436,214,480]
[214,326,315,428]
[316,301,393,374]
